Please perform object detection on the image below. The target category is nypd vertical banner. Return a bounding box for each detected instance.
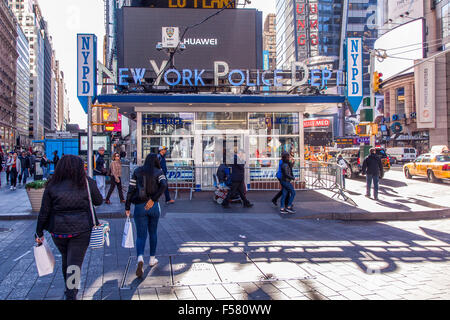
[346,37,363,113]
[77,34,97,113]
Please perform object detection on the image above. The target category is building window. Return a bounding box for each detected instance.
[396,87,405,116]
[442,3,450,42]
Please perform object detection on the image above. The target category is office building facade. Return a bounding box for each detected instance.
[15,22,30,146]
[263,13,277,70]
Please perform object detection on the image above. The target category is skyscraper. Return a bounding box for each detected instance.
[8,0,45,140]
[0,0,18,150]
[15,22,30,146]
[263,13,277,70]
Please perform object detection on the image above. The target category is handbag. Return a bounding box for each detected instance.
[33,238,55,277]
[122,216,134,248]
[86,178,110,249]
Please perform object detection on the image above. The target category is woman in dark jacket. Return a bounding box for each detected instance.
[279,152,296,214]
[35,155,103,300]
[125,153,168,278]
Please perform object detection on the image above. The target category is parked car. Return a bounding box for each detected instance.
[387,153,398,164]
[386,147,417,164]
[403,151,450,182]
[335,147,390,179]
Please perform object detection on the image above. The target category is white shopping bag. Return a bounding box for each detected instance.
[33,239,55,277]
[122,217,134,248]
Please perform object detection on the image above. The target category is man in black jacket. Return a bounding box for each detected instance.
[93,147,107,199]
[222,150,253,208]
[362,148,384,200]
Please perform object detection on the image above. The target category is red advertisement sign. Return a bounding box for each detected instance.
[304,119,330,128]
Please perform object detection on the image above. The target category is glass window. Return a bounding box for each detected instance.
[142,112,194,136]
[436,155,450,162]
[396,87,405,116]
[442,3,450,41]
[196,112,247,131]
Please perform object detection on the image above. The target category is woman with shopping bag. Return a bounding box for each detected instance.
[125,153,167,278]
[35,155,103,300]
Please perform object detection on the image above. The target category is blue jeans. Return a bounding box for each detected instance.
[280,180,296,208]
[366,174,379,198]
[134,202,160,257]
[43,166,49,179]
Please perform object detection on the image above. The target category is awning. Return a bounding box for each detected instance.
[95,94,346,115]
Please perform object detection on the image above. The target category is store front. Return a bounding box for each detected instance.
[97,94,345,190]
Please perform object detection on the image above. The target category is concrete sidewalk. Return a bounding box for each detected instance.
[1,170,449,221]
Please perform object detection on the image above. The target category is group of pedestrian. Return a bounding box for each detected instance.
[1,150,39,190]
[35,151,167,299]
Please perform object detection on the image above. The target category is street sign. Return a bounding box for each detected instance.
[346,37,363,112]
[77,34,97,113]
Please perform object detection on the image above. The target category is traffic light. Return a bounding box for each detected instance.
[356,124,368,135]
[373,71,383,92]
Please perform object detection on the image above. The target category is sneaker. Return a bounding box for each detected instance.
[149,257,158,267]
[10,186,13,191]
[271,199,277,207]
[166,200,175,204]
[286,207,296,214]
[13,187,16,191]
[136,256,144,278]
[365,194,371,198]
[280,208,288,214]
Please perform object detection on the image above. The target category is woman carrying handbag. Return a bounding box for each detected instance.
[125,153,167,278]
[35,155,103,300]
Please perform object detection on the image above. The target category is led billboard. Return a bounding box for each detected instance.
[117,7,262,80]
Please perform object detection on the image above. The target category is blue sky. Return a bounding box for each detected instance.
[38,0,276,129]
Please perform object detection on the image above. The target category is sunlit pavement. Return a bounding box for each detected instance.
[1,214,450,300]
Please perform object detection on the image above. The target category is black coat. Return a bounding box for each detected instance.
[281,161,295,182]
[362,154,384,177]
[36,177,103,237]
[125,166,168,210]
[94,154,106,176]
[231,155,245,182]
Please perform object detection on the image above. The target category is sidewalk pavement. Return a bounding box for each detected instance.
[1,171,449,221]
[1,214,450,300]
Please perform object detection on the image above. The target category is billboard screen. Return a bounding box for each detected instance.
[130,0,236,9]
[374,19,424,79]
[117,7,262,79]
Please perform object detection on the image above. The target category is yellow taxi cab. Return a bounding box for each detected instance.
[403,150,450,182]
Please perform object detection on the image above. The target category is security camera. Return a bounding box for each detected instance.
[156,43,163,51]
[179,43,186,51]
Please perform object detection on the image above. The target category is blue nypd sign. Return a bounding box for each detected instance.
[77,34,97,113]
[346,37,363,112]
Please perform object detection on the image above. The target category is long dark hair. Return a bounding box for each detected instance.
[48,155,87,188]
[143,153,161,175]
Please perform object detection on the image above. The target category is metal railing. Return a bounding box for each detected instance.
[122,162,347,201]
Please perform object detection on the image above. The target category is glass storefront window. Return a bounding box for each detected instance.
[196,112,248,131]
[142,113,194,166]
[396,87,405,116]
[249,112,300,169]
[142,112,194,136]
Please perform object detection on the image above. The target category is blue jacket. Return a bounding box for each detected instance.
[157,153,168,175]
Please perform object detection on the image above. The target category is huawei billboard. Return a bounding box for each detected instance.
[117,7,262,81]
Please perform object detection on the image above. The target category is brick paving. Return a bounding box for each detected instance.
[0,212,450,300]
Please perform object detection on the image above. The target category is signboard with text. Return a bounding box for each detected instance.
[77,34,97,113]
[346,37,363,112]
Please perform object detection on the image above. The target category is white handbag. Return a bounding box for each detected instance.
[86,178,110,249]
[33,238,55,277]
[122,216,134,248]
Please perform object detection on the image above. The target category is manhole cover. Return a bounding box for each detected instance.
[0,228,12,233]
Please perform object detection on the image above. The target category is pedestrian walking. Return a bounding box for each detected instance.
[93,147,107,200]
[7,152,20,190]
[272,157,293,208]
[41,154,50,180]
[52,150,60,171]
[18,151,30,186]
[362,148,384,201]
[222,149,253,208]
[105,152,125,204]
[5,152,12,185]
[125,153,168,278]
[337,154,348,189]
[35,155,103,300]
[157,146,175,204]
[279,152,296,214]
[30,152,36,179]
